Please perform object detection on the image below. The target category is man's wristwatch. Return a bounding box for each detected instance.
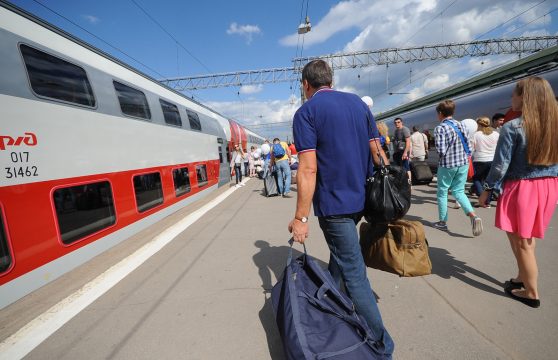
[295,216,308,223]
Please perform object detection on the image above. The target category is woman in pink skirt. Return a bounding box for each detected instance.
[479,77,558,308]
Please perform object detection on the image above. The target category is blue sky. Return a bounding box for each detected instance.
[9,0,558,140]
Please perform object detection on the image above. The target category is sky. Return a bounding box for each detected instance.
[8,0,558,140]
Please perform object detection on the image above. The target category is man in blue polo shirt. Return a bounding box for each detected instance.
[288,59,394,355]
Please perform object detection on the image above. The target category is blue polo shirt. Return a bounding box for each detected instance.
[293,89,380,217]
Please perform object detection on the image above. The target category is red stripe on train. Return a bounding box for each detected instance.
[0,159,220,283]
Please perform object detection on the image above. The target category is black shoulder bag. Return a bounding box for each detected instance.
[364,116,411,224]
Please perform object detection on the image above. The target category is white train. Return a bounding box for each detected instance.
[0,1,264,309]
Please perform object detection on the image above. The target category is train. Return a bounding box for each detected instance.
[375,46,558,166]
[0,1,264,309]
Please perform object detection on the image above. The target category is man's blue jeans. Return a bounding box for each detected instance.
[275,160,291,195]
[318,214,395,355]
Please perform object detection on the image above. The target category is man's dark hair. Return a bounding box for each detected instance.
[394,117,402,123]
[301,60,333,88]
[412,126,419,132]
[273,137,280,142]
[436,100,455,117]
[492,113,505,121]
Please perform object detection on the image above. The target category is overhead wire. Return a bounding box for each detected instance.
[29,0,167,80]
[374,0,549,103]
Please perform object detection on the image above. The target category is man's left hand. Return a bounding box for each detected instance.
[288,219,308,243]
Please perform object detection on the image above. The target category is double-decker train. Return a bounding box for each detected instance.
[0,1,263,309]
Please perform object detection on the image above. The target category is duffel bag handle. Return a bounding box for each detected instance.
[287,237,307,266]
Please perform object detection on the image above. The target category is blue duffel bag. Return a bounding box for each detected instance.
[271,240,390,359]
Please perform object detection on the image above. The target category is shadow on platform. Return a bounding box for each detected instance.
[253,240,325,360]
[429,246,505,297]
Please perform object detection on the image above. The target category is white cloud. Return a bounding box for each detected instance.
[292,0,555,114]
[239,84,263,95]
[206,96,301,140]
[423,74,449,91]
[82,15,100,24]
[226,22,262,44]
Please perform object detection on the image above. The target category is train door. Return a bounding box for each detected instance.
[217,138,230,187]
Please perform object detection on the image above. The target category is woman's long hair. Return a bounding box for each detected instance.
[516,77,558,165]
[377,122,389,137]
[476,116,493,135]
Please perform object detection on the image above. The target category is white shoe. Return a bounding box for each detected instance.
[235,184,241,188]
[453,200,461,209]
[239,183,246,187]
[471,216,483,236]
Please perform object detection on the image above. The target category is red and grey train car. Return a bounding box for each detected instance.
[0,2,263,309]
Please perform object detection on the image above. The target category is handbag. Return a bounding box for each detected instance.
[364,115,411,224]
[359,220,432,277]
[271,240,389,359]
[467,156,474,181]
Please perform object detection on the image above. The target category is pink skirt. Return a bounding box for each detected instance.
[495,177,558,239]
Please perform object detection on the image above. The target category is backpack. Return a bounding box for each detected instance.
[272,143,286,158]
[271,241,389,360]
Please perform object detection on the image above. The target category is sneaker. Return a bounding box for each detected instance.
[239,183,246,187]
[453,200,461,209]
[433,221,448,231]
[471,216,483,236]
[235,184,241,188]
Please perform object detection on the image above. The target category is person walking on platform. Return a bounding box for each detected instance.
[249,146,257,178]
[376,122,391,160]
[479,77,558,308]
[243,147,250,177]
[433,100,483,236]
[492,113,505,133]
[288,141,297,156]
[392,117,411,181]
[271,137,292,197]
[230,144,245,188]
[470,116,499,204]
[262,140,272,179]
[288,59,394,355]
[410,126,428,161]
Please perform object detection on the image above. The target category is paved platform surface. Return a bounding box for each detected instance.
[1,178,557,360]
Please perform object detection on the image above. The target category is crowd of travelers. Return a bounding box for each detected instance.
[231,59,557,357]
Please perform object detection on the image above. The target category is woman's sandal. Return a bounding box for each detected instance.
[505,288,540,308]
[504,278,524,291]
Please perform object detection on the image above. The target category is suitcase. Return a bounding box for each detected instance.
[264,173,279,197]
[359,220,432,277]
[410,161,433,185]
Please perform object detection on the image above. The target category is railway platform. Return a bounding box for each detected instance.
[1,178,557,360]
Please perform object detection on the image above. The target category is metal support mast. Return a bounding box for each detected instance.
[160,36,558,91]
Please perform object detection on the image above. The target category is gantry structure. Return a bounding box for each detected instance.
[159,36,558,91]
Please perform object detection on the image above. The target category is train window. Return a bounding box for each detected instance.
[172,167,191,197]
[196,164,208,187]
[53,182,116,245]
[113,81,151,119]
[186,109,202,131]
[20,44,96,107]
[160,99,182,127]
[0,211,12,273]
[133,173,163,212]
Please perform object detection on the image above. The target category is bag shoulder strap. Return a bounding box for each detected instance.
[444,120,471,156]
